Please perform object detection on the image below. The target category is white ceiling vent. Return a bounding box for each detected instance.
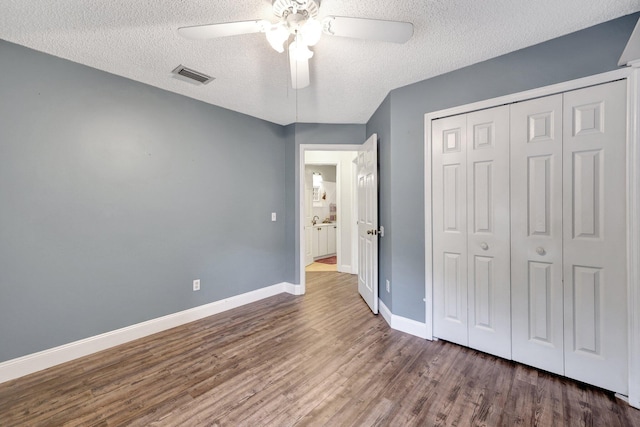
[171,65,214,85]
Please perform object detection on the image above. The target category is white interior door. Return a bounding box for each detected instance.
[433,114,469,346]
[466,106,511,359]
[562,80,628,394]
[510,94,565,375]
[357,134,378,314]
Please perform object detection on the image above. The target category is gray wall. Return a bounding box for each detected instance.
[369,12,640,321]
[283,125,297,283]
[0,40,289,362]
[306,165,337,183]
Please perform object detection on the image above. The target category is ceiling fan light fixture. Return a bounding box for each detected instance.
[289,36,313,61]
[178,0,413,91]
[300,18,322,46]
[321,16,335,35]
[265,22,289,53]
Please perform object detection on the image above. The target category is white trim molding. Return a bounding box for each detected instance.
[285,282,305,296]
[0,282,298,385]
[424,68,638,409]
[627,66,640,410]
[379,300,429,339]
[379,298,392,325]
[424,113,434,341]
[339,264,352,274]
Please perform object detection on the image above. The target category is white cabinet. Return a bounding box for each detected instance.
[311,224,336,259]
[304,226,314,266]
[317,226,328,256]
[311,227,321,258]
[328,225,336,254]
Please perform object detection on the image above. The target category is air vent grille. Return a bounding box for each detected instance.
[171,65,214,85]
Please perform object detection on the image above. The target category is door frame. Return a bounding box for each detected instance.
[424,67,639,408]
[298,144,363,293]
[304,160,339,266]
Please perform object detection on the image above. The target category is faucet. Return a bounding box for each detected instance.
[312,215,319,225]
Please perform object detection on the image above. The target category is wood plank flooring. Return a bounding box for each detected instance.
[1,271,639,426]
[305,262,337,272]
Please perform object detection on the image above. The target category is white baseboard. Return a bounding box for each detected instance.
[338,264,351,274]
[285,282,304,295]
[379,299,429,340]
[379,299,393,325]
[0,282,297,385]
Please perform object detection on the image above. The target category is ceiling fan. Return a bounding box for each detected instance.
[178,0,414,89]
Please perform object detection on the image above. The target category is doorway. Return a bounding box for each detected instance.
[298,145,362,291]
[304,163,339,272]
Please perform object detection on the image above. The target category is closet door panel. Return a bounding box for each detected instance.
[510,94,564,375]
[563,80,628,394]
[466,105,511,359]
[433,115,468,346]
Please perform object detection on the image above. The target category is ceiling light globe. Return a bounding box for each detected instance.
[266,23,289,53]
[289,37,313,61]
[301,18,322,46]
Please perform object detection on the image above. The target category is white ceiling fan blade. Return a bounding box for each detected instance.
[178,20,264,40]
[322,16,413,43]
[289,55,310,90]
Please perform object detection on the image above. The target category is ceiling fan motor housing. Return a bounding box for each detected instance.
[272,0,319,20]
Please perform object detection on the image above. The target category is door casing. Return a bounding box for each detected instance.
[298,144,364,293]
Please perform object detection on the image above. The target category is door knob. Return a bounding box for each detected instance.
[480,242,489,250]
[536,247,546,256]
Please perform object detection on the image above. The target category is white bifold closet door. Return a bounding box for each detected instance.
[562,81,628,394]
[510,94,565,375]
[433,114,468,347]
[510,80,628,394]
[433,105,511,359]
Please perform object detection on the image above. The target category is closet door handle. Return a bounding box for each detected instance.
[480,242,489,251]
[536,247,546,256]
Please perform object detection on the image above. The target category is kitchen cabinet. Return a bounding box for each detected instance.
[328,225,336,254]
[311,224,336,258]
[317,226,328,256]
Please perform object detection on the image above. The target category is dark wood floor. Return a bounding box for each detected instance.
[1,272,638,426]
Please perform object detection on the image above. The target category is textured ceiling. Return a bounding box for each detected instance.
[1,0,639,125]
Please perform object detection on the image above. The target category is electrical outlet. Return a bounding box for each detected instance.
[193,279,200,291]
[386,279,390,293]
[271,212,277,221]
